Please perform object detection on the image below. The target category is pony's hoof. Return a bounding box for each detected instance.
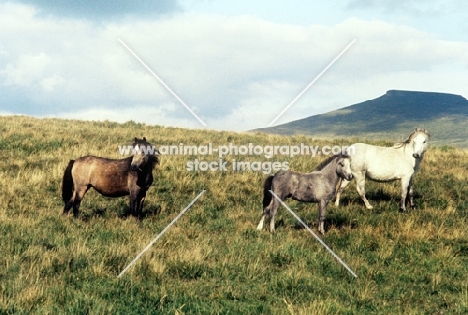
[120,211,132,218]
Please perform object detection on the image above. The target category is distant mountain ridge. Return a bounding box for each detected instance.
[254,90,468,147]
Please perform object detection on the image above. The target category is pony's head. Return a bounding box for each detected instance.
[130,137,160,171]
[336,154,353,181]
[411,128,430,158]
[394,128,430,158]
[316,154,353,181]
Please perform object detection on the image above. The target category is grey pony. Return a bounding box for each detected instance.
[257,154,353,235]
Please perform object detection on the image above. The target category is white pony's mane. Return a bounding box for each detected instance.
[393,128,430,149]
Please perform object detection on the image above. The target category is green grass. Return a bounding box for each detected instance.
[0,115,468,314]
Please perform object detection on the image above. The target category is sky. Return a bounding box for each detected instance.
[0,0,467,131]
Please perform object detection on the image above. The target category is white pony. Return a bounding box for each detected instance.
[335,128,430,211]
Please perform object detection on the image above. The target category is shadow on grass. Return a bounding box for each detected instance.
[291,211,358,233]
[75,204,162,222]
[118,204,162,220]
[339,188,422,205]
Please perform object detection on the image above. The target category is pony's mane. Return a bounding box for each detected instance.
[315,154,344,171]
[149,151,160,168]
[132,137,160,167]
[393,128,430,149]
[132,137,150,148]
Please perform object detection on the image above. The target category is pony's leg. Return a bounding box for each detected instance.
[257,201,274,231]
[71,185,88,218]
[408,177,415,209]
[126,188,139,216]
[129,196,136,216]
[268,198,281,233]
[257,184,281,232]
[256,203,274,231]
[400,176,411,211]
[335,178,351,206]
[355,171,373,209]
[72,200,82,218]
[63,202,73,215]
[136,193,146,219]
[63,191,75,215]
[318,200,328,235]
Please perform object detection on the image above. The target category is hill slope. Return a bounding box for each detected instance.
[0,116,468,314]
[255,90,468,147]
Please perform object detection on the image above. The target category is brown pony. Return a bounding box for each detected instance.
[62,137,159,218]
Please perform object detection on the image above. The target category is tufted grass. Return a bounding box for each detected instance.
[0,115,467,314]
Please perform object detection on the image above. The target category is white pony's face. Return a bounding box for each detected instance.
[412,133,429,158]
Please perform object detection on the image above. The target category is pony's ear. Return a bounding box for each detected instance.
[134,137,138,142]
[143,137,146,142]
[340,147,351,157]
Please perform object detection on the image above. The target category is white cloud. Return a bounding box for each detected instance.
[1,2,467,131]
[40,74,65,92]
[4,52,52,86]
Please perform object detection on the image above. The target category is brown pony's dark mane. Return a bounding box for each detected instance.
[148,155,159,170]
[143,153,160,170]
[132,137,160,168]
[394,128,430,149]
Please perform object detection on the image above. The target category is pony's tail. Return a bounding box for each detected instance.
[262,175,275,210]
[62,160,75,203]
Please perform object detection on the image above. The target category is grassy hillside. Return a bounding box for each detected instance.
[1,115,468,314]
[256,90,468,147]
